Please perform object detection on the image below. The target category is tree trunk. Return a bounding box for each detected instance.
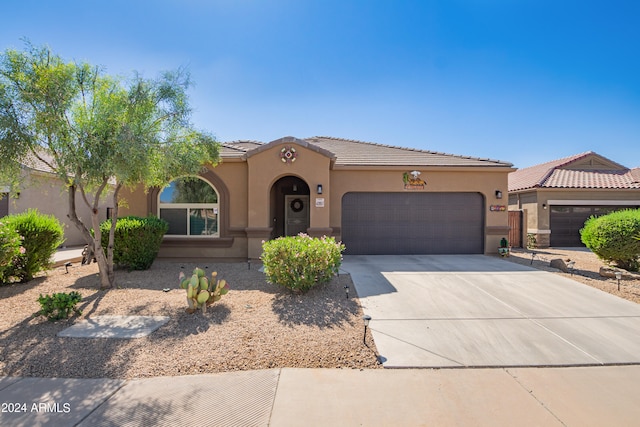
[67,182,116,289]
[90,212,114,289]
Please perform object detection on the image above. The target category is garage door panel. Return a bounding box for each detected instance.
[550,205,639,247]
[342,192,484,255]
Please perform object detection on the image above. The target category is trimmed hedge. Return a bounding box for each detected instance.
[261,234,345,292]
[100,216,168,270]
[0,220,21,284]
[580,209,640,271]
[3,209,65,282]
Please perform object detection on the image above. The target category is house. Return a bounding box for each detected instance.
[508,152,640,248]
[0,152,113,247]
[119,136,514,259]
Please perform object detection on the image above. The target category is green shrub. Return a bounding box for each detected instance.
[261,234,345,292]
[100,216,168,270]
[580,209,640,271]
[3,209,65,282]
[38,291,82,321]
[0,221,22,284]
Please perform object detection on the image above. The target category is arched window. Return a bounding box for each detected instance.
[158,177,219,237]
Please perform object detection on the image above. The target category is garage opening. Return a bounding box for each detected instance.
[341,192,484,255]
[550,205,639,247]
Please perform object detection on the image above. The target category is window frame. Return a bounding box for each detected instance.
[158,177,220,238]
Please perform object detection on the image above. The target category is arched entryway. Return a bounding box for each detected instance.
[270,176,310,238]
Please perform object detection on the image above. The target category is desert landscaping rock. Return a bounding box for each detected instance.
[550,258,569,272]
[599,266,640,280]
[3,248,639,380]
[0,262,381,379]
[506,248,640,304]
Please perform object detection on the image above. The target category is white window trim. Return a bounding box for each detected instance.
[158,179,220,238]
[546,200,640,206]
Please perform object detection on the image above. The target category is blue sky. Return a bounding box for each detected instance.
[2,0,639,169]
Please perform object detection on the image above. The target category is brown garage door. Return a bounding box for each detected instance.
[550,205,639,247]
[341,192,484,255]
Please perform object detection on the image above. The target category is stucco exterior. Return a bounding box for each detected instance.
[120,136,514,259]
[2,169,112,247]
[509,152,640,248]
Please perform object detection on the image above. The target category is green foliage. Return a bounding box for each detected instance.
[261,234,345,292]
[178,268,229,314]
[169,177,218,203]
[38,291,82,321]
[100,216,168,270]
[580,209,640,271]
[526,233,537,249]
[1,42,219,289]
[3,209,64,282]
[0,220,21,284]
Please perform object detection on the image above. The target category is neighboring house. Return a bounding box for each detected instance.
[508,152,640,248]
[0,152,113,247]
[120,136,514,259]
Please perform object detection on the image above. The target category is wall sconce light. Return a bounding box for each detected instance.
[542,203,547,209]
[362,314,371,345]
[293,184,297,192]
[317,184,323,194]
[495,190,502,199]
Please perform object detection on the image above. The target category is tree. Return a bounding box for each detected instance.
[0,43,219,288]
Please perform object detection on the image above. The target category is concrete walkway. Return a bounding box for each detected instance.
[51,246,84,267]
[342,255,640,368]
[3,366,640,426]
[5,250,636,425]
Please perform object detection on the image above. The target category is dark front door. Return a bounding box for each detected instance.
[285,195,309,236]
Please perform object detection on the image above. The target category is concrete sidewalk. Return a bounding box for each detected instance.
[2,366,640,426]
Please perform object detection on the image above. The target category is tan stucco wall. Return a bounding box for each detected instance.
[330,168,510,254]
[119,160,250,259]
[121,142,512,259]
[245,144,331,257]
[9,171,112,247]
[509,188,640,248]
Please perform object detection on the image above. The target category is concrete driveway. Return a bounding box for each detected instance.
[342,255,640,368]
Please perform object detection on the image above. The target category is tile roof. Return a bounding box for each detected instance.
[22,150,57,174]
[305,136,512,167]
[509,152,640,191]
[219,136,513,168]
[219,141,260,159]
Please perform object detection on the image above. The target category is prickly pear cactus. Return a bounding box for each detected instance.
[179,268,230,314]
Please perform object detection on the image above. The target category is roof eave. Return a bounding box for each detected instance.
[244,136,337,161]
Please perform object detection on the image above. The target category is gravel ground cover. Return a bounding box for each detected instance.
[3,248,639,380]
[0,262,381,379]
[503,247,640,304]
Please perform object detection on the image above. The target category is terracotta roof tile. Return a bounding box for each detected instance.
[509,152,640,191]
[545,169,640,189]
